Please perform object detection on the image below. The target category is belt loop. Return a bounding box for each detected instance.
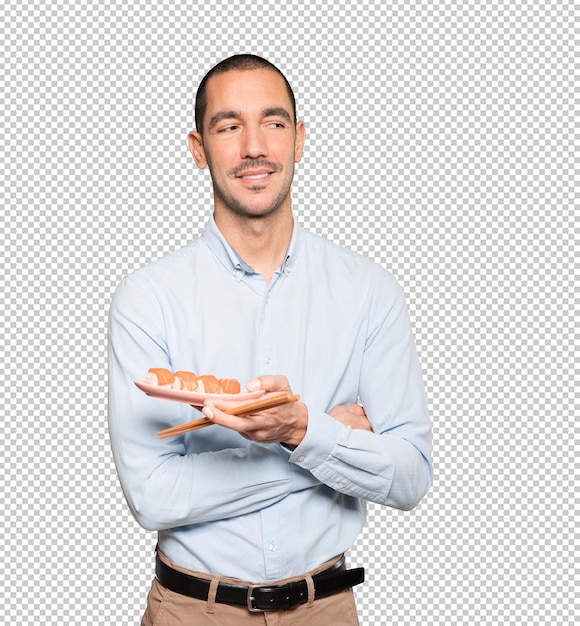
[305,574,315,608]
[205,577,220,614]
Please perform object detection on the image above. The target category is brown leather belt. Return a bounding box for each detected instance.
[155,553,365,613]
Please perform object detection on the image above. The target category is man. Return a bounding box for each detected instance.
[108,54,432,625]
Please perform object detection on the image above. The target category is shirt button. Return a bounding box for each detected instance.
[264,356,271,364]
[268,543,278,551]
[296,455,305,463]
[337,482,346,490]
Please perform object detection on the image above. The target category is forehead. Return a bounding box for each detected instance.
[204,69,293,120]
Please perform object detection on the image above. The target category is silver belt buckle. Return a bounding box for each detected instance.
[247,584,273,612]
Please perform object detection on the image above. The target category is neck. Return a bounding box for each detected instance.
[214,208,294,284]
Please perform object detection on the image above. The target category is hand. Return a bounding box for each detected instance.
[328,404,372,431]
[201,375,308,446]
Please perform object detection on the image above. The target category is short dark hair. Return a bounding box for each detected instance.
[194,54,297,135]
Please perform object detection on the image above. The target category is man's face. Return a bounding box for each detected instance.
[189,69,306,220]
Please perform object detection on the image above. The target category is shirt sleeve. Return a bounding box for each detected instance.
[287,269,433,510]
[107,273,319,532]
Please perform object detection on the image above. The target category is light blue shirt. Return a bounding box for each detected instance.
[108,215,432,581]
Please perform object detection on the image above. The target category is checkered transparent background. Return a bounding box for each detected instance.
[1,1,576,624]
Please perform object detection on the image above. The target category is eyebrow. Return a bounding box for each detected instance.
[263,107,292,122]
[207,110,242,132]
[207,107,292,132]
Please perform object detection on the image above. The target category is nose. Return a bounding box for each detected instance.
[241,124,268,159]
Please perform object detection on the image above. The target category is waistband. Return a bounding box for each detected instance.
[155,551,365,613]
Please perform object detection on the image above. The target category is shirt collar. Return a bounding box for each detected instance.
[201,213,303,279]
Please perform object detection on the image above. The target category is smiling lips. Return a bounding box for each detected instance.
[238,170,273,185]
[238,169,273,182]
[230,159,281,182]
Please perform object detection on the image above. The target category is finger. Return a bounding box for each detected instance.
[201,403,252,432]
[246,374,290,393]
[341,404,366,417]
[328,404,366,418]
[203,396,252,411]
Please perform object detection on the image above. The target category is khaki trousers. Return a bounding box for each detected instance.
[141,551,360,626]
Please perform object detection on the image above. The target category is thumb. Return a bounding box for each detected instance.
[246,375,291,393]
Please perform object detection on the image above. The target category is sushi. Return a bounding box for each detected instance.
[219,378,241,394]
[146,368,175,387]
[145,368,241,394]
[173,370,198,391]
[196,375,221,394]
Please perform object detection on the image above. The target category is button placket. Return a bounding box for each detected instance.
[257,289,275,371]
[260,506,282,580]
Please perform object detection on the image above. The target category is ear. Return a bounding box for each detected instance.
[188,131,208,169]
[294,121,306,163]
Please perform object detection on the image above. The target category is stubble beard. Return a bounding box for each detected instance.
[210,158,295,220]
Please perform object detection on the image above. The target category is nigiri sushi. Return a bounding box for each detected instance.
[196,375,221,394]
[146,368,175,387]
[173,370,198,391]
[219,378,241,394]
[145,368,241,394]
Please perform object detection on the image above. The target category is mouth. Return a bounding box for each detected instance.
[237,169,273,182]
[230,160,281,184]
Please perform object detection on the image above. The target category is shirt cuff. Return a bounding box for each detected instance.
[287,407,344,470]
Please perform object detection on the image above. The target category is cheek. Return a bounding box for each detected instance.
[205,144,237,172]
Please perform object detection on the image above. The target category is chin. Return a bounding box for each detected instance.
[238,205,284,219]
[224,195,290,219]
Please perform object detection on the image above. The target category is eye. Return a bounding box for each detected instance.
[218,125,239,133]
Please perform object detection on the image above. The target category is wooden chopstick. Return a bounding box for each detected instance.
[157,392,300,438]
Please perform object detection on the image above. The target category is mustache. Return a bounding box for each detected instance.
[228,159,282,177]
